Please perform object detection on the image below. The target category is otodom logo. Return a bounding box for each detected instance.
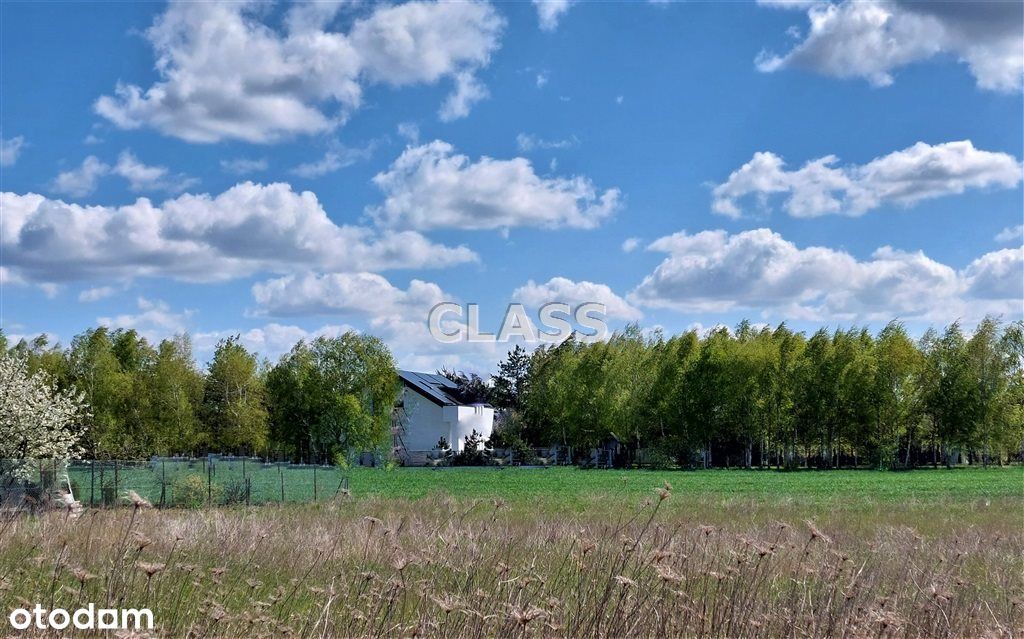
[8,604,154,632]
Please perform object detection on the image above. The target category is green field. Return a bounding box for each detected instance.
[67,461,1023,511]
[344,465,1024,502]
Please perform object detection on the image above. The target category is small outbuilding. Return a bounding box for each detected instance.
[393,370,494,465]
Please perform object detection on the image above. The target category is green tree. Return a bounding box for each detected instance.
[148,335,204,455]
[202,337,268,453]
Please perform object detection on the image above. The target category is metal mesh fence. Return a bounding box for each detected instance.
[1,458,349,508]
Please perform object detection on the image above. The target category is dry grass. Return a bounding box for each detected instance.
[0,487,1021,638]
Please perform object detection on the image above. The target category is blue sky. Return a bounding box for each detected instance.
[1,0,1022,372]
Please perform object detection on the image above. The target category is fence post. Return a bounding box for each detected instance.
[313,466,317,502]
[90,461,95,507]
[207,462,212,505]
[114,460,120,505]
[160,460,166,508]
[279,466,285,503]
[245,477,251,507]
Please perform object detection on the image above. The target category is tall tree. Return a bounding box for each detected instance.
[202,337,268,453]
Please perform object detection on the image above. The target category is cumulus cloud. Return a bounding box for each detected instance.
[95,1,504,143]
[51,151,197,197]
[194,323,357,361]
[533,0,572,31]
[51,156,111,198]
[1,136,25,166]
[251,271,447,318]
[621,237,642,253]
[1,182,476,284]
[512,277,642,321]
[756,0,1024,92]
[995,225,1023,244]
[370,140,620,230]
[250,270,500,371]
[113,151,198,193]
[629,228,1022,322]
[438,71,489,121]
[98,297,194,335]
[712,140,1022,218]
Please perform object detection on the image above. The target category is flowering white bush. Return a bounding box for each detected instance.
[0,355,86,464]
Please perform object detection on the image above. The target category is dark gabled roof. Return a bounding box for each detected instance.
[398,370,460,406]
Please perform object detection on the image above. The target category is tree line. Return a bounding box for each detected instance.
[485,319,1023,469]
[3,316,1022,468]
[1,329,396,462]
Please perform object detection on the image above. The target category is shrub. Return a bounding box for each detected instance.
[173,473,221,508]
[452,430,489,466]
[644,448,677,470]
[222,479,248,505]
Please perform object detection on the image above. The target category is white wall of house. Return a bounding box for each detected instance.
[399,388,494,452]
[447,404,494,451]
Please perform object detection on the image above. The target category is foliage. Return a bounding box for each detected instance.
[521,318,1024,468]
[490,345,530,410]
[172,473,219,508]
[438,368,490,404]
[0,354,87,468]
[266,333,398,461]
[201,337,269,453]
[451,430,489,466]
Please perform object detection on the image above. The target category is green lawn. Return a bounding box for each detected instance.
[66,462,1023,511]
[347,465,1024,503]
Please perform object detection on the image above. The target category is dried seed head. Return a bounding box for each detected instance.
[126,491,152,509]
[509,605,544,626]
[805,520,832,544]
[136,562,165,577]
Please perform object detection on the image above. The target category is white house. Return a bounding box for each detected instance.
[394,370,494,463]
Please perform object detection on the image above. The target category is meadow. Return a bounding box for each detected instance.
[1,467,1021,637]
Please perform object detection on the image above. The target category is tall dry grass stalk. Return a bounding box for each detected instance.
[0,487,1020,638]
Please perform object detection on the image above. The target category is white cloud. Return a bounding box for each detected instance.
[220,157,268,175]
[194,323,357,362]
[1,136,25,166]
[535,71,549,88]
[438,71,489,122]
[78,286,118,302]
[290,141,376,178]
[629,228,1023,322]
[515,133,577,152]
[95,1,504,143]
[962,247,1024,300]
[712,140,1022,218]
[251,271,447,318]
[621,237,641,253]
[995,225,1023,244]
[250,270,500,372]
[113,151,198,193]
[370,140,620,230]
[756,0,1024,92]
[513,277,642,321]
[1,182,476,284]
[534,0,572,31]
[397,122,420,143]
[51,156,110,198]
[51,151,197,197]
[98,297,194,336]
